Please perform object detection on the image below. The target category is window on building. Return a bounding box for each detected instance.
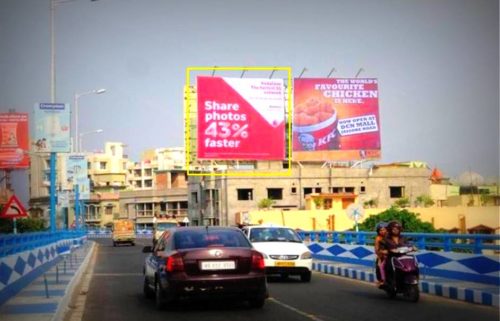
[291,187,297,194]
[303,188,313,196]
[105,206,113,215]
[87,162,92,170]
[390,186,404,198]
[144,179,153,188]
[324,199,332,209]
[191,192,198,204]
[267,188,283,200]
[315,187,322,193]
[100,162,107,170]
[360,186,366,193]
[331,187,342,193]
[144,169,152,176]
[345,187,355,193]
[136,181,143,188]
[282,162,289,169]
[237,189,253,201]
[137,203,153,217]
[111,145,116,156]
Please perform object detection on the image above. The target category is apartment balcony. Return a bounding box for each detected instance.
[85,214,102,222]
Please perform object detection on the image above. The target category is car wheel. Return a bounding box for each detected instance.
[248,297,265,309]
[143,277,154,299]
[300,271,312,282]
[131,242,135,246]
[113,241,116,247]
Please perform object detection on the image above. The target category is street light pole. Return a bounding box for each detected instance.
[48,0,100,232]
[79,129,104,153]
[74,89,106,152]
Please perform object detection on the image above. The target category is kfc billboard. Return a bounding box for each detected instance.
[293,78,381,161]
[197,76,285,160]
[0,113,29,169]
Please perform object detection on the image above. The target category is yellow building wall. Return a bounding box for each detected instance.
[239,206,500,233]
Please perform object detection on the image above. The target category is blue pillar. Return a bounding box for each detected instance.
[74,184,80,229]
[50,152,57,233]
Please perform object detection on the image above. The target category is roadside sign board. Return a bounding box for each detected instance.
[0,194,28,219]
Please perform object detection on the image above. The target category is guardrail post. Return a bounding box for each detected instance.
[417,236,425,250]
[333,232,339,243]
[473,237,483,254]
[443,236,452,252]
[358,233,366,245]
[319,231,326,242]
[44,273,50,298]
[345,233,352,244]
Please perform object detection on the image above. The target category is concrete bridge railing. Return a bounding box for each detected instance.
[0,230,87,305]
[298,231,500,286]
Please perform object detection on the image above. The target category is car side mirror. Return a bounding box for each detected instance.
[142,246,153,253]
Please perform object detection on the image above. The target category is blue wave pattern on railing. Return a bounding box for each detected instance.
[298,231,500,286]
[85,228,153,238]
[0,230,86,258]
[297,231,500,253]
[0,230,87,300]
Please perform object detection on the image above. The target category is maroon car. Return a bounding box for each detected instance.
[142,226,268,309]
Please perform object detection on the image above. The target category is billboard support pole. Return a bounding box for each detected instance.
[355,68,364,78]
[74,184,80,229]
[326,67,336,78]
[298,67,307,78]
[50,152,56,233]
[269,67,277,79]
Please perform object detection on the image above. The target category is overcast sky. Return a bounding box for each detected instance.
[1,0,498,201]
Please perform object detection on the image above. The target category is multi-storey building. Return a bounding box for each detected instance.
[27,143,188,229]
[188,161,432,227]
[119,147,188,229]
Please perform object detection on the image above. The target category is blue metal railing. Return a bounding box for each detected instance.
[0,230,86,258]
[297,231,500,254]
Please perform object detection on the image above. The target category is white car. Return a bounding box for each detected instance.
[242,225,312,282]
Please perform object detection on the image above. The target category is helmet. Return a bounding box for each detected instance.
[387,221,403,234]
[375,222,388,233]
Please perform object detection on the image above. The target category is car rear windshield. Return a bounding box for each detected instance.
[249,227,303,243]
[174,229,252,249]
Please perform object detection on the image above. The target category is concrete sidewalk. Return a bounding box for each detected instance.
[313,261,499,307]
[0,241,95,321]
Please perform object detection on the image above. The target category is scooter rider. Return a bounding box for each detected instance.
[382,221,407,284]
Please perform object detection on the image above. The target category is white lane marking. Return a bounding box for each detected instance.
[269,297,327,321]
[92,273,143,277]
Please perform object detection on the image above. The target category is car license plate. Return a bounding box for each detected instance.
[275,261,295,267]
[200,261,236,270]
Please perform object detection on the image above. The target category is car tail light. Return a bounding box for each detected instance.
[166,253,184,272]
[251,251,265,271]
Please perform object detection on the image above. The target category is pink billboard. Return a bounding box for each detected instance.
[293,78,381,161]
[0,113,29,169]
[197,76,285,160]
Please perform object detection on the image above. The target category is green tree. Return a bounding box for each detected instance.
[363,198,378,208]
[16,218,46,232]
[0,217,46,233]
[257,198,275,210]
[356,207,436,233]
[415,194,435,207]
[393,197,410,208]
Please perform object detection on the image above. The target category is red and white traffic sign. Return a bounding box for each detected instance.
[0,194,28,219]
